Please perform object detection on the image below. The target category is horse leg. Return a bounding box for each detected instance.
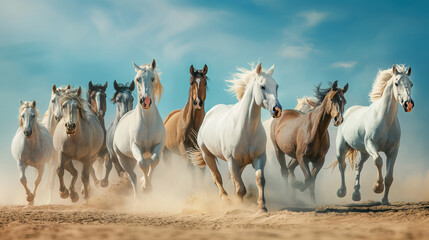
[336,132,350,198]
[252,152,267,212]
[57,153,70,199]
[47,155,58,204]
[131,144,151,192]
[148,143,162,180]
[90,165,101,187]
[227,159,246,201]
[65,161,79,203]
[18,161,33,205]
[31,164,45,205]
[309,160,324,204]
[287,158,298,201]
[101,154,113,188]
[294,155,311,192]
[352,152,370,201]
[366,140,384,194]
[274,145,288,190]
[382,148,398,205]
[81,158,92,201]
[117,151,138,198]
[202,145,228,200]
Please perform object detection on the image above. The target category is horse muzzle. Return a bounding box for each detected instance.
[65,122,76,134]
[97,110,105,117]
[193,98,203,110]
[333,115,343,126]
[140,97,152,109]
[403,99,414,112]
[272,106,282,118]
[23,129,32,138]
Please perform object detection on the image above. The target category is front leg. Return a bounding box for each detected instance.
[32,164,45,205]
[148,143,163,180]
[17,161,33,205]
[252,152,267,213]
[131,143,151,192]
[382,148,398,205]
[57,153,70,199]
[366,139,384,194]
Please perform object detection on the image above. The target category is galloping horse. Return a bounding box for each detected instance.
[271,81,348,203]
[42,85,71,135]
[11,101,55,205]
[101,80,134,187]
[189,63,282,212]
[87,81,108,180]
[53,87,104,202]
[113,59,165,197]
[335,65,413,204]
[164,65,208,168]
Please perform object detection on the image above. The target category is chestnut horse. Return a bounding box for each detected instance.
[271,81,348,203]
[164,65,208,168]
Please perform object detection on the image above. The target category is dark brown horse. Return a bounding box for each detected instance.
[87,81,108,181]
[270,81,348,203]
[164,65,208,168]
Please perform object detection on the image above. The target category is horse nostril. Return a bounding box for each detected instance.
[193,100,197,105]
[334,116,338,122]
[65,123,69,128]
[199,100,203,107]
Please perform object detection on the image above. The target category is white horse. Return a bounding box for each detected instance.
[335,64,414,204]
[101,80,135,187]
[42,85,71,136]
[53,87,104,202]
[113,59,165,197]
[189,63,282,212]
[11,101,55,205]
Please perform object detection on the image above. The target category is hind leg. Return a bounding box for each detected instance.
[336,132,351,198]
[287,158,298,201]
[382,148,398,205]
[252,152,267,212]
[274,145,289,191]
[352,152,370,201]
[202,145,228,200]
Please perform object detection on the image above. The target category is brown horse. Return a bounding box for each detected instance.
[87,81,108,181]
[271,81,348,203]
[164,65,208,168]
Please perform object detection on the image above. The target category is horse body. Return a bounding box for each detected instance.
[11,101,55,205]
[53,87,104,202]
[190,63,282,212]
[335,65,413,204]
[164,65,208,163]
[271,81,348,203]
[113,60,165,197]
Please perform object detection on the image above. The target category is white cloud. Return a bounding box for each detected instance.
[331,61,358,68]
[280,44,315,59]
[299,10,328,28]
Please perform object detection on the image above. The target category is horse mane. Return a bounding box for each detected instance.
[140,64,164,103]
[111,82,133,103]
[314,82,335,102]
[295,96,320,111]
[60,91,92,121]
[226,63,259,100]
[369,64,407,102]
[19,101,40,127]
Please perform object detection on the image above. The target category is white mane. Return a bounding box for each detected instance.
[226,63,260,100]
[369,64,407,102]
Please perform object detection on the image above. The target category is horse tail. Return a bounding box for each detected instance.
[186,129,206,167]
[330,148,358,171]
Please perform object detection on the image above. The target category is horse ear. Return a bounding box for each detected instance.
[406,66,411,76]
[190,65,195,75]
[129,81,135,91]
[342,83,349,94]
[256,63,262,75]
[151,59,156,70]
[66,85,71,90]
[306,99,318,108]
[133,61,140,72]
[266,64,275,76]
[331,80,338,90]
[114,80,119,91]
[392,64,398,75]
[77,87,82,96]
[203,64,208,75]
[89,81,93,90]
[32,100,36,108]
[103,81,108,90]
[52,84,57,94]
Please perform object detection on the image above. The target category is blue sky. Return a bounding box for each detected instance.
[1,0,428,174]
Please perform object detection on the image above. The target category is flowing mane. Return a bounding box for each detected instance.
[226,63,259,100]
[369,64,407,102]
[314,82,335,102]
[140,64,164,103]
[60,91,92,121]
[19,101,40,127]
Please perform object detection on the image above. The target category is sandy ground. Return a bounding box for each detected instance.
[1,201,428,240]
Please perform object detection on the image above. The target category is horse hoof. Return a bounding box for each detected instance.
[26,193,35,203]
[60,189,69,199]
[382,198,390,205]
[292,181,305,192]
[100,179,109,188]
[94,180,101,187]
[256,207,268,214]
[337,188,346,198]
[352,191,361,201]
[373,183,384,194]
[70,191,79,203]
[27,200,34,206]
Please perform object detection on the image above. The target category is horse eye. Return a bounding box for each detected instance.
[411,83,414,87]
[395,82,399,86]
[151,77,155,82]
[261,86,265,90]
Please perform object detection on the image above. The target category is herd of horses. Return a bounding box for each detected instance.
[11,60,414,212]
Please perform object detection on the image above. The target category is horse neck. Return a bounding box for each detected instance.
[43,103,57,135]
[113,104,124,125]
[374,81,399,124]
[182,97,205,130]
[236,81,261,135]
[26,121,41,147]
[97,115,105,129]
[136,102,159,124]
[308,97,332,141]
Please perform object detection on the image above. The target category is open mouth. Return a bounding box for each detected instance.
[66,129,76,134]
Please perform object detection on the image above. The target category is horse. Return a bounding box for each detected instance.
[334,65,413,205]
[164,64,208,170]
[113,59,165,197]
[87,81,108,180]
[42,84,71,136]
[188,63,282,212]
[100,80,134,187]
[11,101,56,205]
[270,81,348,203]
[53,87,104,202]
